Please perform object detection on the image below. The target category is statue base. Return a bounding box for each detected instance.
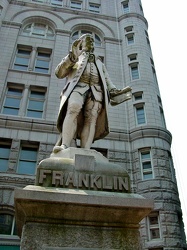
[15,148,153,249]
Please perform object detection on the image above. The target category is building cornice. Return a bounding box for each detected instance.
[2,20,22,27]
[118,13,148,27]
[0,116,172,144]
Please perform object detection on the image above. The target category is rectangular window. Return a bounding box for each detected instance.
[160,107,166,128]
[125,26,133,32]
[136,105,146,125]
[0,143,11,172]
[0,6,3,15]
[131,64,139,80]
[32,0,44,2]
[128,53,137,61]
[2,87,23,115]
[127,34,134,45]
[141,150,153,180]
[148,213,161,240]
[34,50,51,73]
[13,48,31,71]
[27,89,46,118]
[122,1,129,14]
[134,92,143,101]
[13,46,51,73]
[51,0,63,6]
[148,248,163,250]
[89,3,100,13]
[17,145,38,175]
[152,67,158,83]
[70,1,82,9]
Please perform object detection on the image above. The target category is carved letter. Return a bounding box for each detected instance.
[113,176,118,190]
[39,169,51,184]
[118,177,129,191]
[65,172,77,187]
[78,173,90,188]
[52,171,64,186]
[91,175,101,189]
[102,175,112,190]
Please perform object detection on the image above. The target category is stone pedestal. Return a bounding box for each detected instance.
[15,148,153,250]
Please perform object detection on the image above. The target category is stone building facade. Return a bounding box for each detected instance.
[0,0,186,249]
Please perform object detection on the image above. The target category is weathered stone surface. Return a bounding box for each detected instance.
[21,223,141,250]
[15,185,153,250]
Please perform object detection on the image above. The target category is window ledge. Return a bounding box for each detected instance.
[9,69,51,77]
[0,235,20,246]
[145,239,164,248]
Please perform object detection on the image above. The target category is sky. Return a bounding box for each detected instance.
[141,0,187,239]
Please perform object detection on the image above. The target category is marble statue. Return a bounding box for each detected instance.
[53,34,132,153]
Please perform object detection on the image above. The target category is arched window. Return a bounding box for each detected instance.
[22,23,54,39]
[71,30,102,47]
[0,213,17,235]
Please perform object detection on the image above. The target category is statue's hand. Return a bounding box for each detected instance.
[70,39,85,62]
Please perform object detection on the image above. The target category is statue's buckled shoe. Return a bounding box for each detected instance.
[53,144,68,153]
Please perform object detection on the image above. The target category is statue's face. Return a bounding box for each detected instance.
[81,35,94,52]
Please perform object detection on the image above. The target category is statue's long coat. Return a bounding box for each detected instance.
[55,52,116,142]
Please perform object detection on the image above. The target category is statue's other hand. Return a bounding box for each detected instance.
[109,86,132,97]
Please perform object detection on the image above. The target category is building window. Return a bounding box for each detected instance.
[148,213,161,240]
[22,23,54,38]
[145,30,150,45]
[27,89,46,118]
[34,50,51,73]
[0,6,3,15]
[70,1,82,9]
[148,249,163,250]
[122,1,129,13]
[13,46,51,74]
[128,53,137,61]
[152,66,158,83]
[0,214,17,235]
[50,0,63,6]
[134,92,143,101]
[32,0,44,3]
[89,3,100,13]
[71,30,102,47]
[125,26,133,32]
[140,150,153,180]
[130,63,139,80]
[135,105,146,125]
[160,107,166,128]
[126,33,134,45]
[0,143,11,172]
[2,86,23,115]
[13,47,31,71]
[17,145,38,175]
[150,58,158,83]
[157,95,162,105]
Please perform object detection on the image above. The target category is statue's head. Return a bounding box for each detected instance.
[79,33,95,53]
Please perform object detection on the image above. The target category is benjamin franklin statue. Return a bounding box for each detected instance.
[53,34,132,153]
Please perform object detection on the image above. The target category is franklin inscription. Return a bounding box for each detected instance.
[39,169,130,192]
